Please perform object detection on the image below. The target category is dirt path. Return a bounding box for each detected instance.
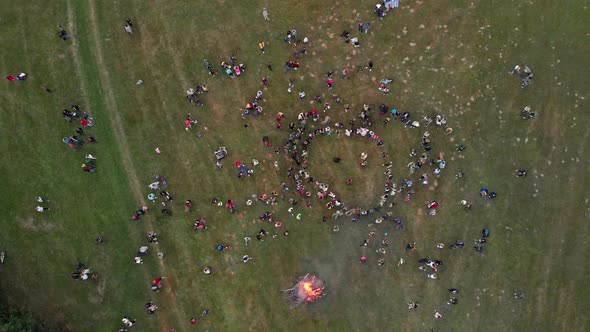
[81,0,184,329]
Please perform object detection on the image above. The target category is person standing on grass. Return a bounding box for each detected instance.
[36,196,48,203]
[145,302,158,314]
[259,41,265,53]
[57,25,69,40]
[341,68,349,79]
[41,85,53,93]
[124,18,133,35]
[326,78,334,89]
[152,277,163,291]
[263,8,270,20]
[122,317,135,327]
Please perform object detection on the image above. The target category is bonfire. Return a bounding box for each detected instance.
[283,274,325,308]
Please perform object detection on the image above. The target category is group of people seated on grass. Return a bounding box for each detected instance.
[97,1,536,329]
[202,55,247,78]
[71,261,98,281]
[509,64,534,88]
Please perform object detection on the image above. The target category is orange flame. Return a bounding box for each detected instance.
[301,278,323,301]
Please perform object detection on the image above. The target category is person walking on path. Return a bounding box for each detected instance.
[263,8,270,21]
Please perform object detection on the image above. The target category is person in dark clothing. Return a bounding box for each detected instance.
[58,25,69,40]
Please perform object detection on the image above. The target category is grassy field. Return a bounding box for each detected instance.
[0,0,589,331]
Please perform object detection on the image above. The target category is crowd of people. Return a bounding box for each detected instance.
[9,1,537,330]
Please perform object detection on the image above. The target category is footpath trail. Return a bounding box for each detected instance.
[70,0,187,330]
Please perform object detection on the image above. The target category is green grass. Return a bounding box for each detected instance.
[0,0,589,331]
